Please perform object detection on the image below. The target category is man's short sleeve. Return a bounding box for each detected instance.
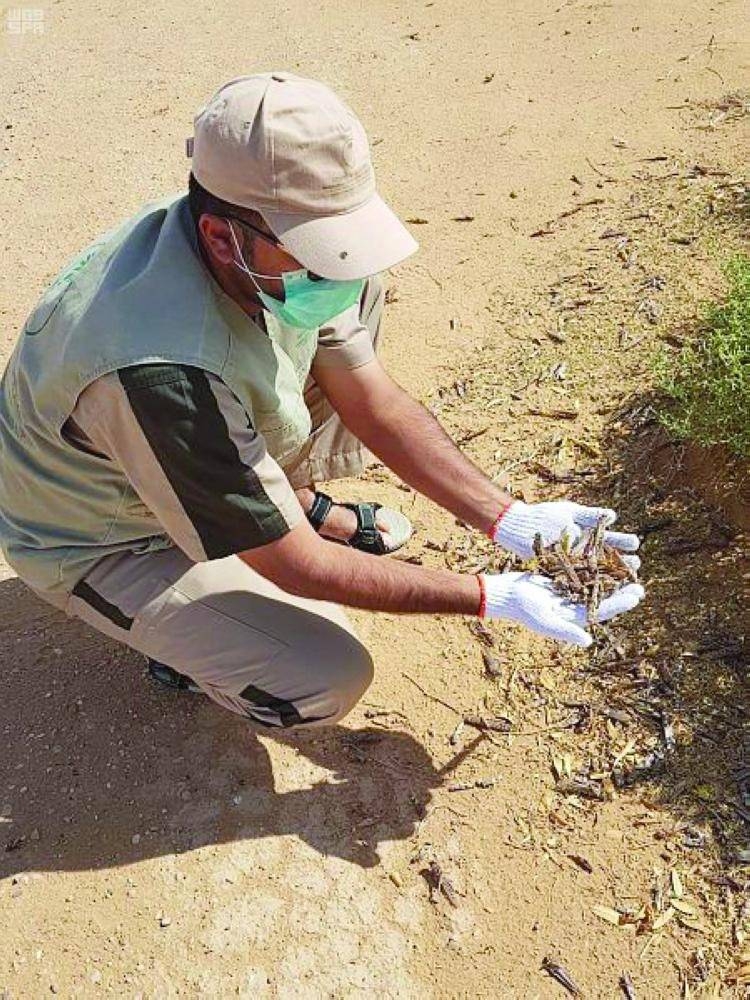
[68,366,305,562]
[313,299,376,371]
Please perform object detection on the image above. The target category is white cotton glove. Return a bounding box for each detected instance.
[480,570,645,648]
[492,500,640,560]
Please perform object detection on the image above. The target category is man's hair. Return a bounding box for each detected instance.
[188,173,237,229]
[187,173,265,232]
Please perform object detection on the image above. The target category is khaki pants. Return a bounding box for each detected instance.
[39,277,386,729]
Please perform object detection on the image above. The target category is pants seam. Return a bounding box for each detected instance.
[167,583,293,650]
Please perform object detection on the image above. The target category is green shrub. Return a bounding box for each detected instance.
[655,254,750,460]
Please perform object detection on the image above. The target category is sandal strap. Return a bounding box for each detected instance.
[342,502,387,555]
[307,491,334,532]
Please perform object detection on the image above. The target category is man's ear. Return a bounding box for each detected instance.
[198,214,239,267]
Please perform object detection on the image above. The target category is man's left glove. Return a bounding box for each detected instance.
[479,571,645,647]
[491,500,640,560]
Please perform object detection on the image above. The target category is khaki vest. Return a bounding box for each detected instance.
[0,194,316,593]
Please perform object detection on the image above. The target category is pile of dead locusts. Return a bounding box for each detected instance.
[532,515,638,624]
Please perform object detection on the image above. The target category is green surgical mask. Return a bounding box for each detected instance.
[228,221,364,330]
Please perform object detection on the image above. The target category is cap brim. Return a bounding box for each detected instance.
[261,192,419,280]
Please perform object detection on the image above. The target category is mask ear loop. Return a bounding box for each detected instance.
[226,220,282,287]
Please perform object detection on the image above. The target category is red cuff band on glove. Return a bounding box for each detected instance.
[476,574,487,618]
[487,500,514,540]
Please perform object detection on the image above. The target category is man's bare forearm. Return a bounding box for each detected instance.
[243,525,481,616]
[347,381,512,534]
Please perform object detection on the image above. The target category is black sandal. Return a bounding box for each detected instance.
[147,659,201,694]
[306,490,412,555]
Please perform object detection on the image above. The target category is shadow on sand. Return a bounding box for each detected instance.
[0,579,439,878]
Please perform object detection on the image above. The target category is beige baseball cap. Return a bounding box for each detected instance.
[188,71,418,280]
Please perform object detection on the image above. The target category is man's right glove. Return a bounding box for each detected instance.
[478,570,645,648]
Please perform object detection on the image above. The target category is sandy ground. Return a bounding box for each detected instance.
[1,2,748,997]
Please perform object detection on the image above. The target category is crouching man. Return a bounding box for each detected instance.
[0,73,643,729]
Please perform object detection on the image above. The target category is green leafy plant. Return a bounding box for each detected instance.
[655,254,750,460]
